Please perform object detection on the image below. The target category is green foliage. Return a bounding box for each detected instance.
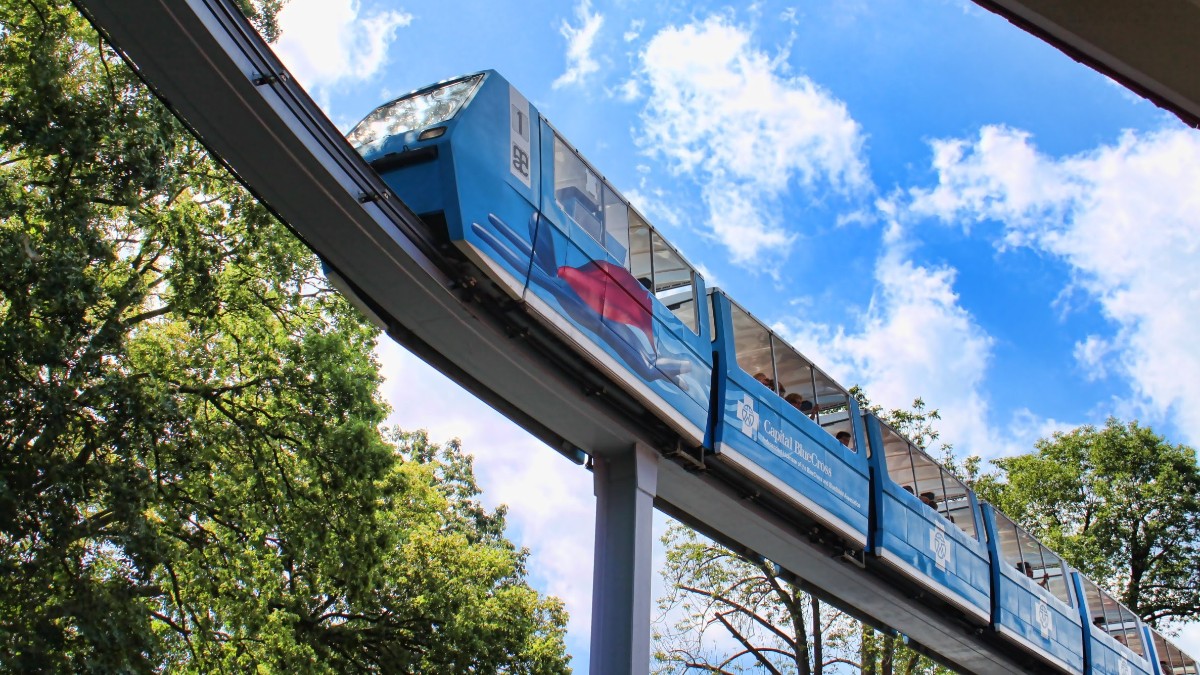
[975,418,1200,626]
[0,1,569,671]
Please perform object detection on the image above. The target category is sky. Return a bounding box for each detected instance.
[268,0,1200,668]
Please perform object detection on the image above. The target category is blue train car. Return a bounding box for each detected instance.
[708,291,870,547]
[1073,572,1154,675]
[982,503,1085,673]
[864,415,992,625]
[347,70,1200,675]
[1145,625,1199,675]
[347,71,712,447]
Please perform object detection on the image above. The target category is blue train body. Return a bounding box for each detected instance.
[348,70,1196,675]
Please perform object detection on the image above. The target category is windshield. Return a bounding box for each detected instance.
[347,74,483,150]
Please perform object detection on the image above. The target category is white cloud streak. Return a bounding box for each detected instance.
[907,125,1200,444]
[553,0,605,89]
[637,16,869,266]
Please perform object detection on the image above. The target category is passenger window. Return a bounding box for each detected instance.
[651,232,698,333]
[773,336,815,411]
[994,511,1070,603]
[1084,578,1145,655]
[603,184,629,266]
[880,424,975,539]
[628,212,652,289]
[553,137,603,243]
[812,370,853,448]
[730,303,775,393]
[941,474,976,540]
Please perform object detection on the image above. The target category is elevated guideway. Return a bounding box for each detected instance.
[69,1,1033,672]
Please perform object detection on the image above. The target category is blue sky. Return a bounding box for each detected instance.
[270,0,1200,667]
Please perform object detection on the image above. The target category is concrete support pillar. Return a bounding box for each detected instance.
[589,443,659,675]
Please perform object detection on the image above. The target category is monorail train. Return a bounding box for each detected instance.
[346,70,1197,675]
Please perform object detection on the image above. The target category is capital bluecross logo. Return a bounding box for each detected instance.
[929,525,951,571]
[737,394,759,439]
[1036,601,1054,640]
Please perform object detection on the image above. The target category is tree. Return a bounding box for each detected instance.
[974,418,1200,627]
[652,394,954,674]
[653,524,860,674]
[0,1,570,671]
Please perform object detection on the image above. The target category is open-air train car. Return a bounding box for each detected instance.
[1146,627,1199,675]
[346,69,1200,675]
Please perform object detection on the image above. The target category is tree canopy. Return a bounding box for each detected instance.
[975,418,1200,627]
[0,0,569,671]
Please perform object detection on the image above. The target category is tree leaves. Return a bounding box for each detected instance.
[976,418,1200,627]
[0,1,570,671]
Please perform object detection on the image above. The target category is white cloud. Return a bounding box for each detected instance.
[775,221,1003,459]
[624,18,644,43]
[907,125,1200,444]
[275,0,410,92]
[553,0,605,90]
[374,340,596,659]
[636,16,870,265]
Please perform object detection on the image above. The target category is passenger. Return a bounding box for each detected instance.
[903,485,915,495]
[919,492,937,510]
[836,431,853,448]
[1114,633,1127,646]
[1093,617,1106,628]
[1021,561,1035,578]
[785,393,806,411]
[753,372,775,391]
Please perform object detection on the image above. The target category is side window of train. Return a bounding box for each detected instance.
[553,137,602,242]
[993,511,1071,604]
[631,215,700,332]
[651,232,699,333]
[552,135,630,266]
[730,303,775,392]
[881,426,975,539]
[1083,577,1147,656]
[813,369,855,451]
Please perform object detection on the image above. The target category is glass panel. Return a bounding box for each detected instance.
[628,212,652,288]
[813,369,850,427]
[881,426,919,489]
[941,473,975,540]
[731,303,775,393]
[994,511,1025,568]
[652,232,698,333]
[554,136,604,243]
[602,184,629,266]
[773,336,816,414]
[348,74,483,149]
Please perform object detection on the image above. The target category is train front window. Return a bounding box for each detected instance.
[347,74,483,150]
